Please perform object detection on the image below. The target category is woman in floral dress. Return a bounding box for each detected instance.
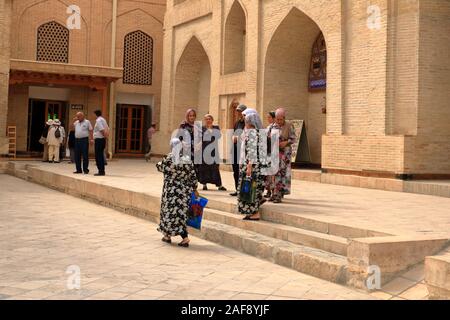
[157,138,199,247]
[237,112,267,221]
[269,108,296,203]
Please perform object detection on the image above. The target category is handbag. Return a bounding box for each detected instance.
[39,136,47,144]
[239,174,258,203]
[187,192,208,230]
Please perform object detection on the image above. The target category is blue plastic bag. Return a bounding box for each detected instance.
[187,192,208,230]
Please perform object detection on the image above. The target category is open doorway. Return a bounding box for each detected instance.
[27,99,67,152]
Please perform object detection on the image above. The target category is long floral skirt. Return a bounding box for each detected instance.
[237,166,265,215]
[270,150,292,200]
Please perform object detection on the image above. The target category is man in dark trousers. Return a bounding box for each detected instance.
[230,104,247,196]
[93,110,109,176]
[73,112,93,174]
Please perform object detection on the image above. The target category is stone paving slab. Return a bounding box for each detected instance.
[15,160,450,238]
[0,174,374,300]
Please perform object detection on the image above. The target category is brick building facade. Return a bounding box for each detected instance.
[0,0,165,156]
[151,0,450,179]
[1,0,449,179]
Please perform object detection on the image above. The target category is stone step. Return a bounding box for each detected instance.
[14,169,29,181]
[206,198,390,239]
[204,208,348,256]
[260,209,391,239]
[189,219,349,285]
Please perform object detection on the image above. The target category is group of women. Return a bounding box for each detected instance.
[156,107,295,247]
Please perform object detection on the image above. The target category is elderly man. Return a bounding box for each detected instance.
[269,108,296,203]
[73,112,93,174]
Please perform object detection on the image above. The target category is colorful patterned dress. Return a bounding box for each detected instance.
[237,129,267,215]
[271,122,296,201]
[156,154,198,237]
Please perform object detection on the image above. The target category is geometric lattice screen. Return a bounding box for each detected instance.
[123,30,153,85]
[37,21,69,63]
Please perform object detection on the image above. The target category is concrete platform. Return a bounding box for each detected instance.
[425,248,450,300]
[4,159,450,298]
[295,170,450,199]
[226,164,450,198]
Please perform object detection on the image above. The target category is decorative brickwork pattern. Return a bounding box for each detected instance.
[36,21,69,63]
[123,30,153,85]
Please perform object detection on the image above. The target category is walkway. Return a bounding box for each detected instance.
[0,174,373,300]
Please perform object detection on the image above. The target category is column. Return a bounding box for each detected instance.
[0,0,12,155]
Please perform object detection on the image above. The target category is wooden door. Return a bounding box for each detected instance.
[46,101,62,121]
[116,105,145,153]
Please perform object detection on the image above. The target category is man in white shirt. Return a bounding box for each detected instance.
[74,112,93,174]
[93,110,109,176]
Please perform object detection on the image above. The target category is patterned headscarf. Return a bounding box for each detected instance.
[245,112,263,130]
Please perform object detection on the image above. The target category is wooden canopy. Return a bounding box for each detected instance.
[9,59,123,118]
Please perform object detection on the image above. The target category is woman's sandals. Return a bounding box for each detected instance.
[161,237,172,244]
[178,239,190,248]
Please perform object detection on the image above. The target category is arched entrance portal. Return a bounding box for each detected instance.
[173,37,211,125]
[223,0,246,74]
[263,8,327,166]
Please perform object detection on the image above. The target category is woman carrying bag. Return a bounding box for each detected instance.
[157,138,199,248]
[237,112,267,221]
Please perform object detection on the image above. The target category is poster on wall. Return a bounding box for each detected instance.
[290,120,311,164]
[71,104,84,110]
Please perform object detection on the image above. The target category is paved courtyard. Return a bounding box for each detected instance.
[0,174,374,300]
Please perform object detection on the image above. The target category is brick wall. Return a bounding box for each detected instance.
[410,0,450,174]
[151,0,450,176]
[5,0,166,155]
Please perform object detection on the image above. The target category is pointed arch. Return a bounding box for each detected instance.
[223,0,246,74]
[263,7,326,165]
[173,36,212,126]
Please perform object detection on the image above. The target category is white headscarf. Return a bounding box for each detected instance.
[242,108,257,117]
[244,112,263,130]
[169,138,191,164]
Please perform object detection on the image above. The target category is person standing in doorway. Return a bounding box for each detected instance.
[145,124,157,162]
[93,110,109,176]
[47,119,63,163]
[230,104,247,196]
[74,112,93,175]
[41,120,53,162]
